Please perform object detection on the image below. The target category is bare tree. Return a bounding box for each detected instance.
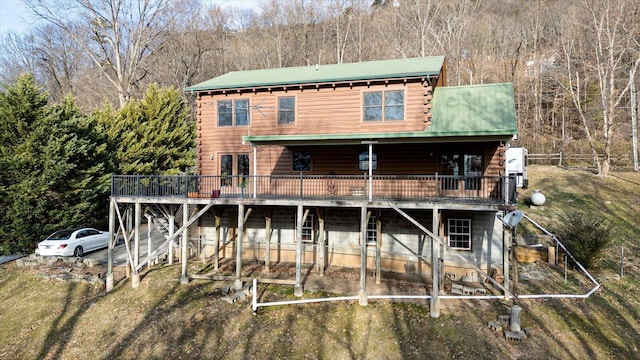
[26,0,185,107]
[579,0,639,177]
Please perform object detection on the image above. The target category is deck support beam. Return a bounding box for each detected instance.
[132,201,141,288]
[235,204,245,289]
[214,209,221,271]
[294,205,307,297]
[264,208,272,273]
[168,213,175,265]
[430,207,440,318]
[359,206,369,306]
[180,201,189,284]
[375,215,381,284]
[316,208,325,276]
[106,199,115,293]
[503,211,510,300]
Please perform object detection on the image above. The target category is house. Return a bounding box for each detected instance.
[107,56,519,317]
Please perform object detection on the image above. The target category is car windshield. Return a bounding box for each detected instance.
[47,229,75,240]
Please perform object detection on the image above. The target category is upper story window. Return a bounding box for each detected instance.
[278,96,295,125]
[218,99,250,126]
[363,90,404,121]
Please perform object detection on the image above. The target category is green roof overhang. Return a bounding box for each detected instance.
[243,130,516,146]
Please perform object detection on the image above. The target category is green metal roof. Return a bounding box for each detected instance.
[185,56,445,92]
[427,83,517,136]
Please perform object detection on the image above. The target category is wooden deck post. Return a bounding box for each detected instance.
[294,204,304,297]
[234,204,244,290]
[132,201,141,288]
[430,208,440,318]
[168,213,175,265]
[316,208,325,276]
[214,210,221,271]
[264,208,272,273]
[359,206,368,306]
[376,215,381,285]
[503,215,510,300]
[106,199,115,293]
[180,201,189,284]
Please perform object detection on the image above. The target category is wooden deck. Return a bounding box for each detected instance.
[111,174,516,208]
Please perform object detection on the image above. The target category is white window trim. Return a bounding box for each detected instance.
[297,213,315,243]
[364,215,379,245]
[217,99,250,127]
[448,218,472,250]
[361,87,406,122]
[277,96,296,125]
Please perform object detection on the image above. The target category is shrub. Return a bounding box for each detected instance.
[555,212,614,269]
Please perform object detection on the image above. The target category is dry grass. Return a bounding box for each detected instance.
[1,166,639,359]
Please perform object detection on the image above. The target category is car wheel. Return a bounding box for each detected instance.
[73,246,84,257]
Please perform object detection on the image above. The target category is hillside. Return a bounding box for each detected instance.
[1,165,639,359]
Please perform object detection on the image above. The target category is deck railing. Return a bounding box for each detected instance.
[112,174,517,204]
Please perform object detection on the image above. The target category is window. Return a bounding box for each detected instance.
[448,219,471,250]
[218,99,250,126]
[300,214,315,243]
[363,90,404,121]
[220,154,250,187]
[366,215,378,244]
[463,154,482,190]
[218,100,232,126]
[235,99,249,125]
[440,152,483,190]
[358,150,377,171]
[220,155,233,186]
[440,153,460,190]
[278,96,295,125]
[238,154,249,187]
[292,151,311,171]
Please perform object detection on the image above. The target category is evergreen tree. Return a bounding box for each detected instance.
[97,85,196,175]
[0,75,108,254]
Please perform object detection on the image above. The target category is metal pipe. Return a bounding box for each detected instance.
[522,214,600,287]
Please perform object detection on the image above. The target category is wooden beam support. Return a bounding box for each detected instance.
[264,207,273,273]
[180,201,189,284]
[235,204,245,289]
[294,204,304,297]
[359,206,368,306]
[430,208,440,318]
[316,208,325,276]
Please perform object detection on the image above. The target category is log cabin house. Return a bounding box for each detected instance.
[108,56,519,315]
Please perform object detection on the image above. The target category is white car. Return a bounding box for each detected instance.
[36,228,110,257]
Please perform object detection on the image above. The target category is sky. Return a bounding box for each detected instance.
[0,0,263,35]
[0,0,30,34]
